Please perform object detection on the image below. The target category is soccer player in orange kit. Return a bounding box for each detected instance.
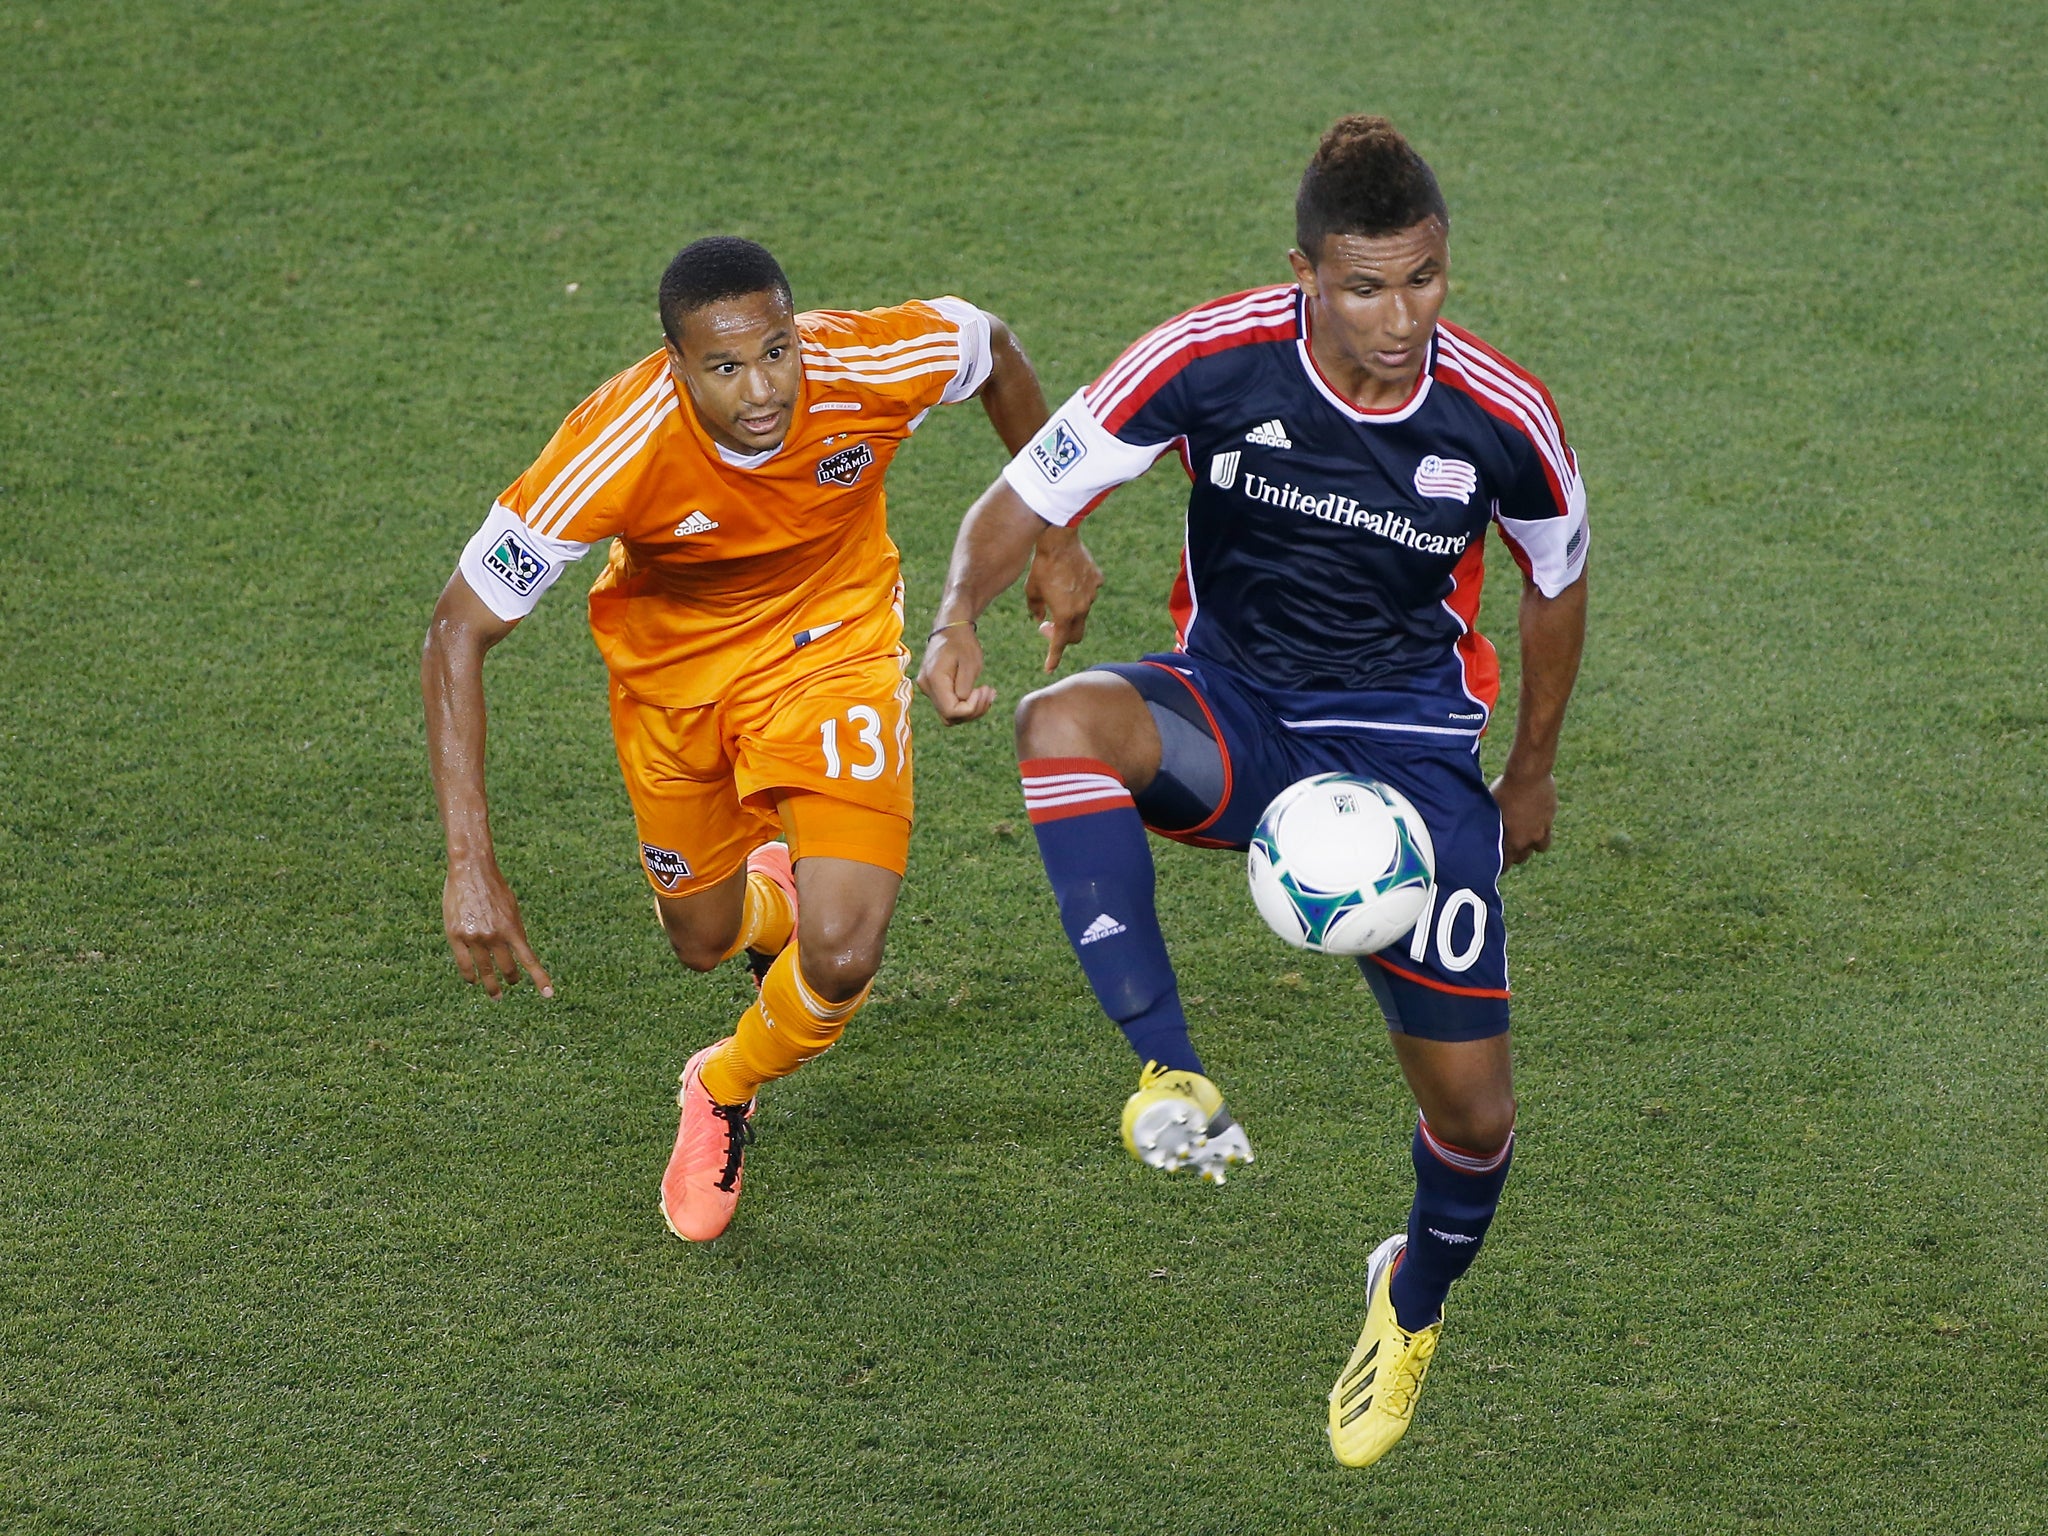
[421,236,1074,1241]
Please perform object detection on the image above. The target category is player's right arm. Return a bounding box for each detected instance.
[918,480,1056,722]
[421,572,554,1000]
[418,360,656,996]
[918,338,1191,723]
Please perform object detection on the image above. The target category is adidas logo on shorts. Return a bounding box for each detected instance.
[1079,913,1127,945]
[1245,418,1292,450]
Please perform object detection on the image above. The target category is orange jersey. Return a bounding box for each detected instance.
[460,298,992,707]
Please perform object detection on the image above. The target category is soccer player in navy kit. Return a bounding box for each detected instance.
[919,115,1588,1467]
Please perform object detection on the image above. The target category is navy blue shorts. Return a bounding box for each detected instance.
[1097,654,1511,1042]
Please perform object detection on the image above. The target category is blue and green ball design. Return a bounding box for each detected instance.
[1247,775,1436,954]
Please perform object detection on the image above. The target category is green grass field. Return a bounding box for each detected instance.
[5,1,2046,1530]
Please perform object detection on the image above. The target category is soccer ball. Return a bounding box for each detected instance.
[1247,774,1436,956]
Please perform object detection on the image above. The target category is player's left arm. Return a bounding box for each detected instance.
[1494,571,1587,866]
[1488,399,1591,866]
[971,312,1049,457]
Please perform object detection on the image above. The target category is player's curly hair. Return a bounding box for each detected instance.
[1295,115,1449,261]
[659,236,793,343]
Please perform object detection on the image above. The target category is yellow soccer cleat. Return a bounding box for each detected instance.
[1328,1233,1442,1467]
[1120,1061,1255,1184]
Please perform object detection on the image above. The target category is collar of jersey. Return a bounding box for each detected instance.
[1294,289,1436,426]
[713,439,781,469]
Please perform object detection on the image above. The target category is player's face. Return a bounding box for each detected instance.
[1290,218,1450,406]
[667,290,803,454]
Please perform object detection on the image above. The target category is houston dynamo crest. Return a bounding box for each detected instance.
[815,442,874,487]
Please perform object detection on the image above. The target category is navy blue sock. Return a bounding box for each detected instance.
[1389,1117,1514,1332]
[1021,757,1202,1075]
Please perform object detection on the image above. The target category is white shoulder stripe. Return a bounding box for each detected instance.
[1089,287,1294,405]
[530,391,671,537]
[1436,334,1566,464]
[1435,339,1578,503]
[1091,301,1295,418]
[537,394,676,538]
[1089,290,1295,415]
[528,395,669,538]
[801,331,959,361]
[1436,333,1575,490]
[802,345,961,377]
[803,360,963,387]
[1090,289,1293,405]
[524,376,669,530]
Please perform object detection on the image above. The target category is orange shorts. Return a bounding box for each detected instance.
[610,646,914,897]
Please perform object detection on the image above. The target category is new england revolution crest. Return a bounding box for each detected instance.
[815,441,874,487]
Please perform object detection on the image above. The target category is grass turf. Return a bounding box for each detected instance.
[4,0,2046,1530]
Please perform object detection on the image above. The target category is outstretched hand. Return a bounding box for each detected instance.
[1490,766,1558,867]
[1024,530,1103,672]
[442,859,554,999]
[916,626,996,724]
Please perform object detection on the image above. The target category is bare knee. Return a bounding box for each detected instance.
[795,919,884,1003]
[1014,684,1083,761]
[657,907,732,974]
[1014,673,1156,784]
[1426,1092,1518,1156]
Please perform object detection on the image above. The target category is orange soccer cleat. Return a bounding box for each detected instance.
[660,1043,756,1242]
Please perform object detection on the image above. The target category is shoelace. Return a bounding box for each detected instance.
[1379,1328,1438,1416]
[712,1102,754,1192]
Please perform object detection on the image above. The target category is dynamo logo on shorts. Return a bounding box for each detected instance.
[482,527,550,595]
[641,844,692,890]
[1030,420,1086,482]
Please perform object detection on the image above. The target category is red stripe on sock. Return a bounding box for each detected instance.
[1020,757,1134,824]
[1020,756,1122,779]
[1026,796,1133,825]
[1418,1116,1514,1172]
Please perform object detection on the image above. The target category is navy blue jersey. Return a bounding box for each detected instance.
[1003,285,1587,740]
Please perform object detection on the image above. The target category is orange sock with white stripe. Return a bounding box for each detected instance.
[717,865,796,963]
[697,944,865,1106]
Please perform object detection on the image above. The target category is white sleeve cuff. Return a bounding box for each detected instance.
[1000,388,1175,526]
[928,296,995,405]
[457,502,590,620]
[1495,505,1588,597]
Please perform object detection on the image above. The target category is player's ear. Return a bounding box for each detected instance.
[1287,247,1318,297]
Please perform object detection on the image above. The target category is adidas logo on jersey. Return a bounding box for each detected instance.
[673,511,719,537]
[1079,913,1127,945]
[1245,418,1292,450]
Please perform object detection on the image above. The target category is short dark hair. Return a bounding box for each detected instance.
[1295,115,1449,262]
[658,236,793,343]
